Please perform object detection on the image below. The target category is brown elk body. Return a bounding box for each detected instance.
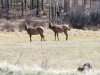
[25,22,45,42]
[48,21,69,41]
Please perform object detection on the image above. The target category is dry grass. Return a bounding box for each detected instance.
[0,61,100,75]
[0,29,100,74]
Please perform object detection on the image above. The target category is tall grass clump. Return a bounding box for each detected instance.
[0,61,100,75]
[1,23,15,32]
[19,22,25,32]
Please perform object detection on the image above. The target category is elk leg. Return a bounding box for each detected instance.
[54,32,56,41]
[43,35,45,41]
[66,33,68,40]
[64,31,68,41]
[57,33,59,41]
[40,33,45,42]
[42,34,45,41]
[42,35,45,41]
[40,34,42,42]
[29,35,32,42]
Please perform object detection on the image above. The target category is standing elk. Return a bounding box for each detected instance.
[24,22,45,42]
[48,21,69,41]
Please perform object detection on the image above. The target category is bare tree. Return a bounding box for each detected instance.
[90,0,92,9]
[22,0,24,16]
[1,0,4,9]
[30,0,34,10]
[82,0,86,12]
[64,0,70,13]
[49,2,51,21]
[73,0,78,6]
[51,2,55,22]
[41,0,44,10]
[7,0,9,10]
[36,0,39,15]
[32,0,34,9]
[24,0,27,10]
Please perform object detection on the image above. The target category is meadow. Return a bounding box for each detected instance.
[0,29,100,75]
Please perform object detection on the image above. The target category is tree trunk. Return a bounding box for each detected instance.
[24,0,27,10]
[1,0,4,9]
[73,0,78,6]
[6,0,9,19]
[90,0,91,9]
[64,0,70,13]
[58,3,62,24]
[32,0,34,10]
[13,0,16,8]
[16,0,19,10]
[30,0,33,10]
[0,0,1,4]
[42,0,44,10]
[22,0,24,16]
[49,2,51,21]
[5,0,6,8]
[30,0,32,10]
[36,0,39,15]
[10,0,12,9]
[30,0,34,10]
[82,0,86,12]
[6,0,9,9]
[55,3,57,22]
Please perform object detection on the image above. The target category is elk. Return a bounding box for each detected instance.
[24,22,45,42]
[48,21,69,41]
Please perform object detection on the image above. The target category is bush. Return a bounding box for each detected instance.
[2,23,15,32]
[19,22,25,32]
[43,11,47,16]
[69,2,100,30]
[70,5,85,29]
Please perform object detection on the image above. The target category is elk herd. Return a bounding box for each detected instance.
[24,21,69,42]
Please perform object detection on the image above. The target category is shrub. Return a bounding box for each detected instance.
[2,23,15,32]
[70,5,85,29]
[43,11,47,16]
[19,22,25,32]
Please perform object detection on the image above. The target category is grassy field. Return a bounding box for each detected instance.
[0,30,100,75]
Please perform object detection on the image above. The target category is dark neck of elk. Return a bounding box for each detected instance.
[25,22,28,31]
[49,22,53,29]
